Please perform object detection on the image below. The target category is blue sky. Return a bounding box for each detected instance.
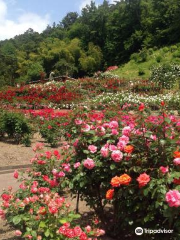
[0,0,115,40]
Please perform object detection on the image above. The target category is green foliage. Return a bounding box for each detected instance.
[1,0,180,84]
[27,62,44,82]
[61,12,79,29]
[39,119,64,147]
[138,68,145,76]
[150,63,180,89]
[156,55,162,63]
[0,111,32,145]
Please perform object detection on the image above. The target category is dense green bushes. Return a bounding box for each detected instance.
[0,111,32,146]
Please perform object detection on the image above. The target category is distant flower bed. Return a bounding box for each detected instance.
[88,91,180,110]
[0,84,82,108]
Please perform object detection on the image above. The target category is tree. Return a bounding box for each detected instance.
[61,12,79,29]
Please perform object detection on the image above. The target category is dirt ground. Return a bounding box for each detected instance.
[0,133,50,167]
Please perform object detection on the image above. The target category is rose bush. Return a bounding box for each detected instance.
[0,144,105,240]
[57,104,180,239]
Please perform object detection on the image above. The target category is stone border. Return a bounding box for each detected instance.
[0,164,31,175]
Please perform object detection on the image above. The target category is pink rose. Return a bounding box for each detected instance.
[111,150,123,162]
[81,124,91,132]
[117,140,126,151]
[75,119,83,125]
[58,171,65,177]
[159,166,169,174]
[19,182,27,190]
[103,123,110,128]
[62,163,71,172]
[122,126,131,136]
[74,162,81,169]
[52,169,58,176]
[48,205,58,214]
[95,229,106,237]
[15,230,22,236]
[13,170,18,179]
[111,129,119,135]
[88,145,97,153]
[31,187,38,194]
[109,121,119,129]
[137,173,150,188]
[109,145,117,151]
[83,158,95,170]
[85,225,92,233]
[173,158,180,165]
[119,135,129,144]
[101,146,109,157]
[73,139,79,147]
[150,135,157,141]
[166,190,180,207]
[96,126,106,136]
[74,226,83,237]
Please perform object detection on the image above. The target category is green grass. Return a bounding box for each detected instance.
[113,44,180,80]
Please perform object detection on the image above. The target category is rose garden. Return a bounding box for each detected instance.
[1,71,180,240]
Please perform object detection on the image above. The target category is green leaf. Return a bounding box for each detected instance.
[83,150,89,154]
[39,221,46,228]
[164,117,171,124]
[69,182,74,189]
[13,216,21,225]
[143,188,149,196]
[110,164,116,170]
[59,218,68,224]
[80,181,85,187]
[31,231,37,238]
[45,229,50,237]
[68,213,81,219]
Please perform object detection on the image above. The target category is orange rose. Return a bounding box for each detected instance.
[106,189,114,200]
[174,151,180,158]
[137,173,150,188]
[124,145,134,154]
[119,174,132,185]
[110,176,121,187]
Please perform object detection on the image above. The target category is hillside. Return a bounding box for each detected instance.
[0,0,180,86]
[113,44,180,80]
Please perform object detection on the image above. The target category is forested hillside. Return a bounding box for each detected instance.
[0,0,180,86]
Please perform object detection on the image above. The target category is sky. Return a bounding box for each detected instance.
[0,0,116,41]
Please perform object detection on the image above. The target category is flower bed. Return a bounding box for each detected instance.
[88,91,180,110]
[1,104,180,239]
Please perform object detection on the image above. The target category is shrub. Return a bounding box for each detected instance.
[150,63,180,89]
[138,68,145,76]
[136,49,148,63]
[156,55,162,63]
[39,116,69,148]
[0,111,32,145]
[162,47,169,53]
[39,120,60,147]
[0,146,104,240]
[172,50,180,58]
[59,106,180,239]
[130,52,139,62]
[170,45,178,52]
